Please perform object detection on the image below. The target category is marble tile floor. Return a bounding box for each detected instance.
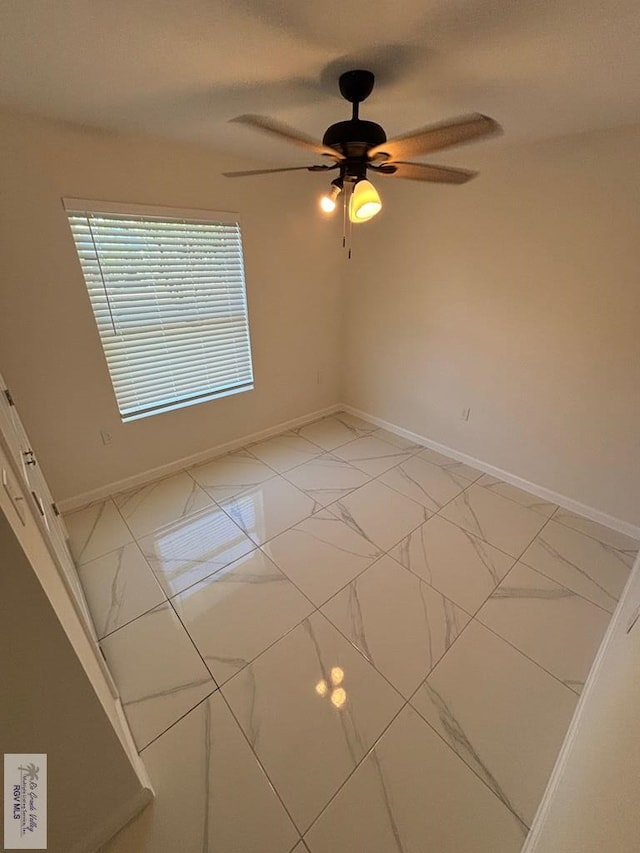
[63,413,639,853]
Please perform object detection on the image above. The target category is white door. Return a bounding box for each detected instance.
[0,375,106,652]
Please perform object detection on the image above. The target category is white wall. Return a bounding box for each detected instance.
[1,109,639,526]
[0,108,342,501]
[344,124,640,525]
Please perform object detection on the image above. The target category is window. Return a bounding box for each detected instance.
[64,199,254,421]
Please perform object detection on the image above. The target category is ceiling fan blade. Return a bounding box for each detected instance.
[376,162,478,184]
[223,165,335,178]
[368,113,501,161]
[231,114,345,160]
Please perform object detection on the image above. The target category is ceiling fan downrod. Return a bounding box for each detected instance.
[322,70,387,177]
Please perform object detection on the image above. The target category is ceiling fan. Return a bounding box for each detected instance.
[224,69,502,229]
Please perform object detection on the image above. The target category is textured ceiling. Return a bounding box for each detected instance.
[1,0,639,164]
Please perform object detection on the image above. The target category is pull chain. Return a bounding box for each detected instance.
[344,181,354,260]
[342,183,347,249]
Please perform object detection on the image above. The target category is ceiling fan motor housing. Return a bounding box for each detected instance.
[323,120,387,163]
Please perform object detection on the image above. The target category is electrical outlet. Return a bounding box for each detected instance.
[461,407,471,423]
[100,430,112,446]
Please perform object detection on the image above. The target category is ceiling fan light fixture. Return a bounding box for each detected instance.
[349,178,382,223]
[225,71,501,243]
[319,179,343,214]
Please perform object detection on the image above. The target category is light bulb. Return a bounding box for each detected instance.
[319,181,342,215]
[320,195,337,213]
[331,688,347,709]
[349,179,382,223]
[330,667,344,686]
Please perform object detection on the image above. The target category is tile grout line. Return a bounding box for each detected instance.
[516,556,618,616]
[404,616,536,834]
[218,632,400,840]
[98,461,384,645]
[192,424,423,514]
[70,415,619,845]
[407,599,584,832]
[157,488,465,723]
[199,469,551,834]
[458,479,634,557]
[399,513,576,704]
[301,517,582,839]
[116,457,455,838]
[94,433,599,668]
[300,614,532,845]
[471,553,609,696]
[125,533,582,835]
[146,440,441,837]
[71,419,553,572]
[135,686,307,853]
[221,540,571,843]
[490,502,617,613]
[68,418,635,556]
[550,504,640,551]
[473,609,586,698]
[77,539,168,640]
[477,477,559,518]
[390,535,574,831]
[98,595,168,642]
[86,435,614,713]
[136,684,219,754]
[241,420,396,478]
[88,501,175,642]
[402,548,581,751]
[406,695,532,837]
[156,593,306,839]
[300,691,414,841]
[317,478,600,714]
[64,440,564,658]
[161,559,416,837]
[177,437,428,599]
[172,600,335,839]
[435,479,552,561]
[84,439,470,640]
[87,418,366,643]
[433,482,627,615]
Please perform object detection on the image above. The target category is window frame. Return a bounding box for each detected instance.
[63,198,254,422]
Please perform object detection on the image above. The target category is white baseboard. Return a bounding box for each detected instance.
[59,403,341,513]
[69,785,153,853]
[342,404,640,540]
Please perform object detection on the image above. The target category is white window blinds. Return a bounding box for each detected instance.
[64,200,254,421]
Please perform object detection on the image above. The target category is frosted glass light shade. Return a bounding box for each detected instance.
[349,179,381,223]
